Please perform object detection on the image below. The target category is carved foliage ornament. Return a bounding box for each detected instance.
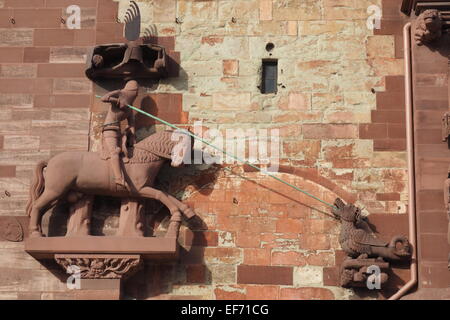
[55,254,142,279]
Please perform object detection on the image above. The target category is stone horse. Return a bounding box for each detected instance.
[26,130,195,238]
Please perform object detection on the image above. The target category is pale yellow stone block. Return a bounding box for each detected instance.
[213,92,252,111]
[260,0,273,21]
[366,35,396,59]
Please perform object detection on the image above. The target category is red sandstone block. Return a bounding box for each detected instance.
[275,218,304,233]
[97,0,119,23]
[302,124,358,139]
[34,29,95,46]
[419,211,449,234]
[0,136,3,149]
[0,79,52,94]
[277,124,302,137]
[371,110,405,123]
[0,165,16,177]
[37,64,85,78]
[420,234,450,262]
[419,263,450,289]
[300,234,330,250]
[385,75,405,92]
[279,287,335,300]
[5,0,45,7]
[306,252,335,266]
[13,9,62,28]
[243,248,271,265]
[323,267,339,286]
[204,247,241,264]
[185,231,219,247]
[166,50,180,78]
[0,48,24,63]
[186,265,206,284]
[237,265,293,285]
[376,193,400,201]
[271,251,303,266]
[387,123,406,139]
[373,139,406,151]
[0,9,13,28]
[223,60,239,76]
[34,94,91,108]
[214,287,246,300]
[245,285,279,300]
[416,128,441,144]
[374,20,404,36]
[24,47,50,63]
[376,91,405,110]
[74,29,96,46]
[46,0,96,7]
[136,93,187,127]
[96,22,125,44]
[236,232,261,248]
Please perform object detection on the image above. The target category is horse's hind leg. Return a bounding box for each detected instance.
[29,188,64,237]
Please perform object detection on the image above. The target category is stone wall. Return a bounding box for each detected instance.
[0,0,410,299]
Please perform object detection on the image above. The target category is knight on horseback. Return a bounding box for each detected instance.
[100,80,139,190]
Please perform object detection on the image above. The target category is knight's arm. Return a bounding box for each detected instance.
[101,89,121,103]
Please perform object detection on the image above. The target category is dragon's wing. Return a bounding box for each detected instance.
[353,229,387,247]
[123,1,141,41]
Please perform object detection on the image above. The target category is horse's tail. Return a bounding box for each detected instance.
[26,160,48,217]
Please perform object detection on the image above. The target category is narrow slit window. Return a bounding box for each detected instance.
[261,59,278,94]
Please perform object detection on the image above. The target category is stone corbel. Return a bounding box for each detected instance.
[340,258,389,288]
[414,9,443,46]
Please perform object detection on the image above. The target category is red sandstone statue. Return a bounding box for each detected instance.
[26,130,195,238]
[100,80,138,190]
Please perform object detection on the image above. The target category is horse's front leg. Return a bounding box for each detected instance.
[136,187,182,238]
[167,194,195,219]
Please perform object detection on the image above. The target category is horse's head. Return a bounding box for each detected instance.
[133,130,194,167]
[169,131,194,168]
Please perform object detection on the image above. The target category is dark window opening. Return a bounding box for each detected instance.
[261,59,278,94]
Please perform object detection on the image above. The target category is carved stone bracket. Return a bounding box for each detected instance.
[55,254,142,280]
[340,258,390,288]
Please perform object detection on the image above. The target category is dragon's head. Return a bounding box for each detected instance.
[333,198,362,223]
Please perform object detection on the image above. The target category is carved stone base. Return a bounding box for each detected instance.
[25,236,179,300]
[25,236,179,260]
[340,258,390,288]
